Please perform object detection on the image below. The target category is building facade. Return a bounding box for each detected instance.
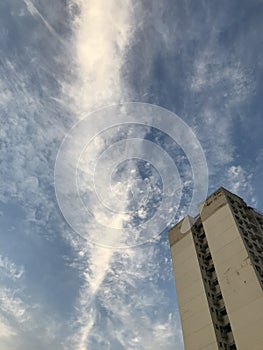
[168,187,263,350]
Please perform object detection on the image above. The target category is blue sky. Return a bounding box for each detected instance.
[0,0,262,349]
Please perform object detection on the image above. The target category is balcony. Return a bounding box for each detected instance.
[217,313,225,322]
[247,242,253,249]
[198,233,205,241]
[221,328,228,339]
[204,251,211,259]
[200,246,207,254]
[213,299,220,307]
[209,278,218,291]
[206,269,213,277]
[205,260,214,269]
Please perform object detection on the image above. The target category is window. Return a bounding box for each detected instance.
[256,235,262,242]
[228,197,235,204]
[256,246,263,253]
[217,293,222,300]
[224,323,231,332]
[205,252,211,260]
[247,242,253,248]
[220,307,227,316]
[229,345,237,350]
[208,266,215,273]
[255,265,261,272]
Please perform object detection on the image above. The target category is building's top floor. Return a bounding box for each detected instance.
[168,187,262,246]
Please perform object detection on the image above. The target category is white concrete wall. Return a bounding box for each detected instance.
[169,222,218,350]
[201,190,263,350]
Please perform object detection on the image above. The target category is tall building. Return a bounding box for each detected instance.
[168,187,263,350]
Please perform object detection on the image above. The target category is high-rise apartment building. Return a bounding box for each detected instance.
[168,187,263,350]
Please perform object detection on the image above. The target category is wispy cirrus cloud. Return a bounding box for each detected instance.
[225,165,256,204]
[122,0,259,205]
[1,1,262,349]
[0,256,26,340]
[0,255,24,281]
[64,240,183,350]
[51,1,185,348]
[63,0,136,113]
[0,252,68,350]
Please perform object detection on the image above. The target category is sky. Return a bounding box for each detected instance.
[0,0,262,349]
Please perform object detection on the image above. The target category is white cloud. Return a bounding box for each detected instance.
[0,288,28,322]
[179,16,255,183]
[63,0,135,114]
[226,165,255,204]
[0,264,65,349]
[23,0,64,44]
[0,255,24,281]
[0,314,16,339]
[0,1,206,348]
[52,2,182,346]
[0,257,28,342]
[0,81,11,107]
[63,226,183,349]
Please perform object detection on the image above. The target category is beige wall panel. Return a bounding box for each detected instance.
[201,192,263,350]
[170,230,218,350]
